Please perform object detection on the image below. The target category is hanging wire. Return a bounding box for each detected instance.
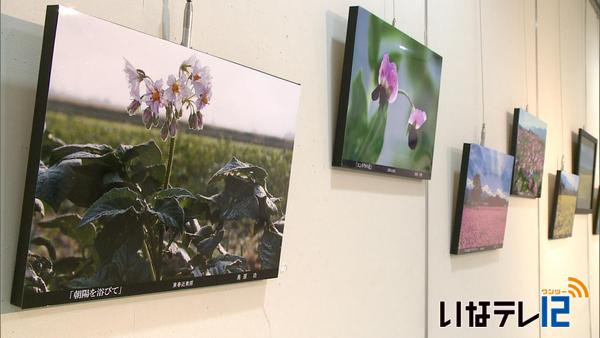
[392,0,397,27]
[522,0,530,111]
[478,0,486,146]
[557,0,565,170]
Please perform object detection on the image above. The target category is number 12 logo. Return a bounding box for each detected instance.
[541,296,570,328]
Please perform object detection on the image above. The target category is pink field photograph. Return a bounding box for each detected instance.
[451,144,514,254]
[458,206,508,251]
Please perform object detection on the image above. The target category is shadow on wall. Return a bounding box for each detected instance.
[1,14,43,314]
[548,172,556,239]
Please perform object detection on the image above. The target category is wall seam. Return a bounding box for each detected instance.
[534,0,542,337]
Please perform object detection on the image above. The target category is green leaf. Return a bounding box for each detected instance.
[194,229,224,256]
[30,237,57,261]
[149,198,185,231]
[117,140,162,166]
[183,194,218,222]
[151,187,195,201]
[208,157,268,186]
[206,254,248,275]
[68,238,151,287]
[342,71,369,161]
[53,257,85,275]
[49,144,113,165]
[79,188,143,228]
[212,178,260,220]
[131,164,166,196]
[36,158,114,210]
[356,104,387,163]
[258,224,283,270]
[38,213,96,248]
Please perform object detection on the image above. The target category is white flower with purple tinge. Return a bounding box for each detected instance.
[144,79,166,115]
[165,74,191,111]
[191,64,212,110]
[123,56,213,141]
[188,112,204,131]
[124,59,144,99]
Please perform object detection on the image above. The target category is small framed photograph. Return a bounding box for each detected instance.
[332,6,443,179]
[451,144,514,254]
[509,108,547,198]
[549,171,579,239]
[574,129,597,213]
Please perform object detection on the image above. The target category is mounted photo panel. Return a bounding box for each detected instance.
[451,144,514,254]
[549,171,579,239]
[509,108,547,198]
[12,5,300,308]
[333,6,442,179]
[574,128,597,214]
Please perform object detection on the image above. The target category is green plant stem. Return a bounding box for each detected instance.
[157,136,177,280]
[142,234,157,281]
[164,137,177,189]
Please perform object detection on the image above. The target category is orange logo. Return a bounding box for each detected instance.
[567,277,589,298]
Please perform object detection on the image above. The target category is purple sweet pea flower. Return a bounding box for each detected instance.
[408,107,427,129]
[372,54,398,105]
[144,79,166,115]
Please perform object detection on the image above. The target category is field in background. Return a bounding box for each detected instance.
[554,195,577,237]
[44,111,293,210]
[459,206,507,250]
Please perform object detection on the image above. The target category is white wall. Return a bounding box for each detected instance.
[0,1,598,338]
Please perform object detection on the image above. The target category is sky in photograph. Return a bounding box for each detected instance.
[48,6,300,140]
[518,110,547,139]
[560,171,579,194]
[466,144,514,201]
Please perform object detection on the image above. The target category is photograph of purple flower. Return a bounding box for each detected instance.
[333,6,443,179]
[509,108,547,198]
[451,144,514,254]
[12,5,300,308]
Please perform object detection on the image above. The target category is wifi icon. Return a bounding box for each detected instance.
[567,277,589,298]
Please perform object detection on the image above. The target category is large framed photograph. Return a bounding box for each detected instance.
[332,6,443,179]
[509,108,547,198]
[451,144,514,254]
[11,5,300,308]
[574,129,597,213]
[549,171,579,239]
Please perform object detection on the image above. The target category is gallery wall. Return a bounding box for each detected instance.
[0,1,598,338]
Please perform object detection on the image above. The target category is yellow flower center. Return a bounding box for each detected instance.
[172,82,180,93]
[152,90,161,102]
[202,95,209,105]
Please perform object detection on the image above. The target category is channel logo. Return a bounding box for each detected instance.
[567,277,589,298]
[541,277,589,328]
